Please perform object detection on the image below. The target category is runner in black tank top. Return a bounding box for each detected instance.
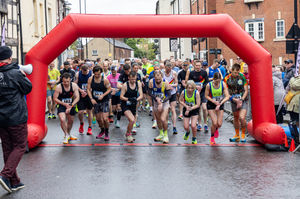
[53,73,80,144]
[120,72,143,143]
[75,64,93,135]
[87,66,111,141]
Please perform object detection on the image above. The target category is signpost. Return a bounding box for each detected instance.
[209,48,221,59]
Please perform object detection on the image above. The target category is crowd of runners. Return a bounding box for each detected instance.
[47,56,250,145]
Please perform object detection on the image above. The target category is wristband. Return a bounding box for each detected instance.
[230,96,233,102]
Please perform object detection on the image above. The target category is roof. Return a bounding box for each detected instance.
[104,38,133,50]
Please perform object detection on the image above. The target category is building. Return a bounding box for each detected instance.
[156,0,192,60]
[191,0,299,66]
[85,38,133,61]
[0,0,70,64]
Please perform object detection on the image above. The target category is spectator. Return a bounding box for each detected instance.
[272,65,285,123]
[0,46,32,192]
[286,66,300,125]
[283,59,295,88]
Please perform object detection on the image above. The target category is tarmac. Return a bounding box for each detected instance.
[0,110,299,199]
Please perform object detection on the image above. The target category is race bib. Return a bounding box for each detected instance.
[93,91,103,98]
[213,96,223,102]
[81,83,88,91]
[126,101,132,106]
[62,98,72,104]
[195,82,203,88]
[155,93,164,99]
[232,94,242,99]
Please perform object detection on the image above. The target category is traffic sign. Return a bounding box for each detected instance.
[169,38,178,52]
[286,23,300,39]
[209,48,221,54]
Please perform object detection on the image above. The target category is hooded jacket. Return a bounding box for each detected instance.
[272,71,285,105]
[283,65,296,88]
[0,62,32,127]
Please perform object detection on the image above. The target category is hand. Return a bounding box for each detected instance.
[157,103,163,112]
[111,89,116,95]
[156,97,161,104]
[186,106,191,111]
[20,70,26,76]
[66,107,71,114]
[213,100,220,106]
[215,104,220,111]
[98,95,104,101]
[91,99,97,105]
[185,110,189,115]
[196,86,202,91]
[236,100,242,109]
[81,91,87,98]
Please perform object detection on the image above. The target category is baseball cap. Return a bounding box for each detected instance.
[284,59,293,64]
[111,66,116,71]
[202,61,208,66]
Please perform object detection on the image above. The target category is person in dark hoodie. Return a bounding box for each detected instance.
[0,46,32,193]
[283,59,295,88]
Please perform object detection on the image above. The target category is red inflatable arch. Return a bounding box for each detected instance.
[25,14,284,148]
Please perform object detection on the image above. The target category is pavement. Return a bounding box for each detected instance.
[0,110,299,199]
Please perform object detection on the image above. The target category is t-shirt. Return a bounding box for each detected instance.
[146,65,154,75]
[48,68,60,90]
[60,68,76,82]
[224,73,248,96]
[219,65,227,79]
[107,73,120,96]
[118,72,129,84]
[178,69,187,87]
[188,70,208,95]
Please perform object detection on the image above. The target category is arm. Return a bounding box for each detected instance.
[16,71,32,95]
[87,77,96,105]
[74,72,79,84]
[179,91,186,108]
[172,73,178,88]
[120,83,128,101]
[192,91,201,110]
[220,82,230,105]
[102,79,112,98]
[241,83,248,101]
[137,81,143,101]
[205,84,218,105]
[185,70,190,83]
[147,79,156,100]
[162,82,172,103]
[71,83,80,107]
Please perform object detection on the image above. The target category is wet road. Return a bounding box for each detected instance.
[0,111,299,199]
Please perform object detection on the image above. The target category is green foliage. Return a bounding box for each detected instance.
[124,38,156,60]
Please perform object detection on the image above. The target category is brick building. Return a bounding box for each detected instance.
[191,0,298,66]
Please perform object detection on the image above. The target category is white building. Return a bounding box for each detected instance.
[156,0,192,60]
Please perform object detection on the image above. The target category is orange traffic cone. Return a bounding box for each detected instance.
[284,134,289,148]
[289,139,296,152]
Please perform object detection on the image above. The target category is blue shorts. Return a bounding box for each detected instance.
[47,90,55,97]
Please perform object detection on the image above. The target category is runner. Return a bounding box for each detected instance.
[53,73,80,144]
[148,63,160,129]
[75,64,93,135]
[60,61,76,82]
[87,66,112,141]
[179,80,201,144]
[163,62,178,134]
[148,70,172,144]
[206,59,223,81]
[177,61,189,120]
[131,63,143,132]
[102,61,114,123]
[120,72,143,143]
[186,60,209,133]
[47,62,60,119]
[107,66,121,128]
[224,63,249,142]
[205,72,229,144]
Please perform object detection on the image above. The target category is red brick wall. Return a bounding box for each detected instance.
[192,0,298,66]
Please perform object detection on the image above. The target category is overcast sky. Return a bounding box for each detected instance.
[68,0,158,14]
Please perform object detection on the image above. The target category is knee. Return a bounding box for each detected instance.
[212,121,218,127]
[217,121,222,128]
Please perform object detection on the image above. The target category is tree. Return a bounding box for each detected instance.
[124,38,156,60]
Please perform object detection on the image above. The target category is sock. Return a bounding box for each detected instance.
[117,111,122,120]
[113,110,117,116]
[186,131,190,135]
[234,128,240,137]
[101,128,104,133]
[241,128,246,139]
[80,122,84,125]
[105,128,109,136]
[164,130,168,136]
[159,129,164,136]
[88,126,92,129]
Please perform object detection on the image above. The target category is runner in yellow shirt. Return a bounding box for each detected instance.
[47,62,60,119]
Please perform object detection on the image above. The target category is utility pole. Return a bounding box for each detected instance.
[79,0,83,60]
[84,0,88,59]
[294,0,298,64]
[197,0,200,59]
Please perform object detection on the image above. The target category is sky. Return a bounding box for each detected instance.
[68,0,158,14]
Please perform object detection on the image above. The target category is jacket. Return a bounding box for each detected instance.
[283,65,296,88]
[287,76,300,113]
[0,62,32,127]
[272,71,285,105]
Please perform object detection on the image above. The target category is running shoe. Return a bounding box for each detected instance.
[162,135,169,144]
[104,134,110,141]
[197,124,202,131]
[125,134,134,143]
[178,115,183,121]
[229,136,240,142]
[48,113,52,120]
[154,134,164,142]
[11,182,25,191]
[79,124,84,134]
[173,127,178,135]
[0,176,12,193]
[152,121,157,129]
[96,131,105,139]
[192,137,197,144]
[240,134,246,143]
[183,132,190,140]
[69,135,78,140]
[115,120,120,128]
[210,137,216,145]
[214,129,219,138]
[135,122,140,128]
[132,128,137,135]
[204,124,209,133]
[87,127,93,135]
[52,114,56,119]
[63,136,70,144]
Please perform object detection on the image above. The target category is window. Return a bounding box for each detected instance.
[276,20,285,39]
[33,0,39,36]
[245,21,264,42]
[92,50,98,56]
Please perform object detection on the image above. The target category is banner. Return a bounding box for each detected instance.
[295,42,300,76]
